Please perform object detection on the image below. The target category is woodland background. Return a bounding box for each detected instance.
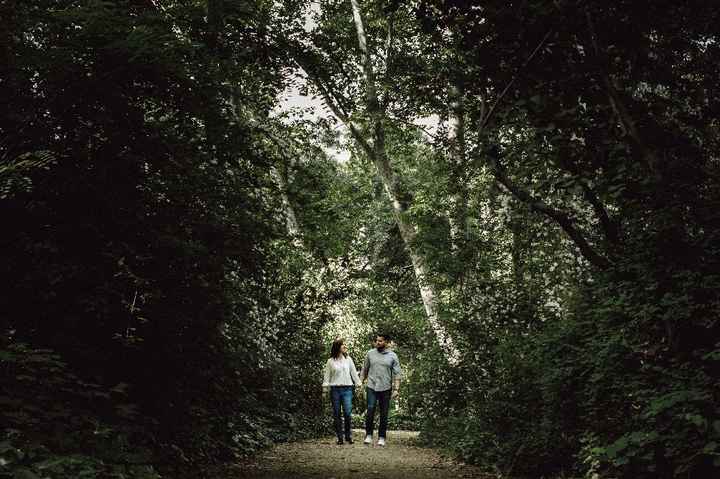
[1,1,719,478]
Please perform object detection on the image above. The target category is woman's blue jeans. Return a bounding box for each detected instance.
[330,386,353,440]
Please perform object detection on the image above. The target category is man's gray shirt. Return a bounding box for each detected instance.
[361,348,402,392]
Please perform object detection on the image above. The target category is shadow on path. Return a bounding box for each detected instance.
[236,429,495,478]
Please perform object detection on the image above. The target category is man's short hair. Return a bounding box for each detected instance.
[376,332,391,342]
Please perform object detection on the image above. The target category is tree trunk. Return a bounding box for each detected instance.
[271,166,303,242]
[349,0,459,363]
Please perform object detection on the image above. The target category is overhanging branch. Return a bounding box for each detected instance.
[480,28,554,131]
[488,156,611,270]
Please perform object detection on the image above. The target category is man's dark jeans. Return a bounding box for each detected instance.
[365,387,391,439]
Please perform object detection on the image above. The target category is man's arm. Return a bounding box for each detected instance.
[391,354,402,399]
[360,353,370,382]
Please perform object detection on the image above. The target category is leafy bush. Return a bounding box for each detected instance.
[414,256,720,478]
[0,343,160,479]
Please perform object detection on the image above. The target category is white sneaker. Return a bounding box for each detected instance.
[377,437,386,446]
[363,435,372,445]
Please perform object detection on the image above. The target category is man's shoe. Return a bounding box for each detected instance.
[377,437,386,446]
[336,438,344,445]
[363,435,372,445]
[345,436,354,444]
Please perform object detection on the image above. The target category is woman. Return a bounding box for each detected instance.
[322,337,361,445]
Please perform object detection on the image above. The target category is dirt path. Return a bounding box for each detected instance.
[236,429,494,478]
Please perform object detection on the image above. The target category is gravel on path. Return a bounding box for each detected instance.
[235,429,496,479]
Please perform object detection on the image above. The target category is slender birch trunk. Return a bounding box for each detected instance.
[349,0,459,363]
[271,166,303,242]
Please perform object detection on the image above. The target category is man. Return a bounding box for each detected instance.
[360,333,402,446]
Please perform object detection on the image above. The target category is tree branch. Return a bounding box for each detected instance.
[480,28,554,131]
[380,12,395,111]
[488,155,611,269]
[579,181,619,245]
[549,152,621,247]
[584,10,659,177]
[384,114,442,140]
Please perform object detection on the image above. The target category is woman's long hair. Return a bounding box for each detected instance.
[330,338,346,359]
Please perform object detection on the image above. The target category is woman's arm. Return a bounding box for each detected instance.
[322,358,332,388]
[348,355,361,385]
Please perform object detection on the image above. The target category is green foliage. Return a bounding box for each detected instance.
[392,0,720,476]
[0,151,56,199]
[569,255,720,478]
[1,0,328,476]
[0,343,160,479]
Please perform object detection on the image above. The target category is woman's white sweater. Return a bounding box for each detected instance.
[322,355,361,387]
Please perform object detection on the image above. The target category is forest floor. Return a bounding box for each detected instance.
[233,429,497,478]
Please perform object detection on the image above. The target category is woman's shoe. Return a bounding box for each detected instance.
[336,438,344,445]
[345,436,354,444]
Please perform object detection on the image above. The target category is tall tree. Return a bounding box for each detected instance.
[283,0,461,362]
